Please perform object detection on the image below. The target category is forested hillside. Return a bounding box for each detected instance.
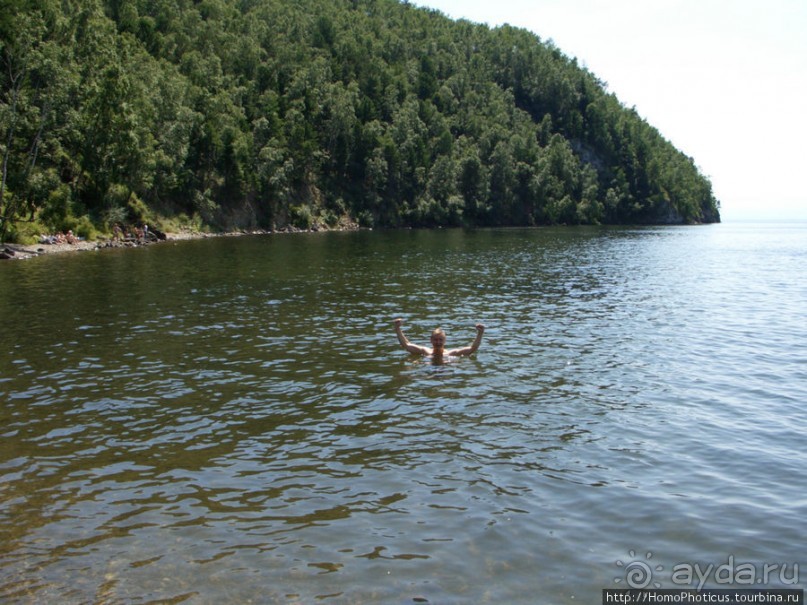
[0,0,720,242]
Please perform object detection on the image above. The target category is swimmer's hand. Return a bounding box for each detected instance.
[475,323,485,333]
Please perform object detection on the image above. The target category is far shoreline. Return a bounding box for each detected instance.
[1,219,734,261]
[0,225,355,261]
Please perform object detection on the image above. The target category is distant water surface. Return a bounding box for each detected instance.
[1,223,805,603]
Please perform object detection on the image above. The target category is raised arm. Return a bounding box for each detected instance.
[447,323,485,357]
[394,318,431,356]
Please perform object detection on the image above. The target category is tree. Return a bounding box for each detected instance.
[0,0,79,239]
[0,0,720,241]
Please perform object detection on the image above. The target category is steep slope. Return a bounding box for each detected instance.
[0,0,719,241]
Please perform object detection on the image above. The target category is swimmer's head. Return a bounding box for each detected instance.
[430,328,446,352]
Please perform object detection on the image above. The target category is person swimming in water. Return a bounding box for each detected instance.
[393,318,485,358]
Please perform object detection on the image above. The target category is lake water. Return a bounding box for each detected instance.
[1,223,805,603]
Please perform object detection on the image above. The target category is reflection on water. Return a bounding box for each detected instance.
[1,225,806,603]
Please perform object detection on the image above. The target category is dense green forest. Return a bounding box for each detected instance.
[0,0,720,242]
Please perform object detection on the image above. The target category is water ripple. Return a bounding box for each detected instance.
[1,226,806,602]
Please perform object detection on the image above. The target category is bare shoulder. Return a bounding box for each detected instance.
[445,346,472,357]
[406,343,432,356]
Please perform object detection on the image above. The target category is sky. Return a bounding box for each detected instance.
[414,0,807,221]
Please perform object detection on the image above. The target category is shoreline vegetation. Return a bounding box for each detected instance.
[1,0,719,246]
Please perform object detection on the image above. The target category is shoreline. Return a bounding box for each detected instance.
[0,231,233,260]
[0,225,358,261]
[0,219,728,261]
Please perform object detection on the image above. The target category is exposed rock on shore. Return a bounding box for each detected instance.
[0,223,360,261]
